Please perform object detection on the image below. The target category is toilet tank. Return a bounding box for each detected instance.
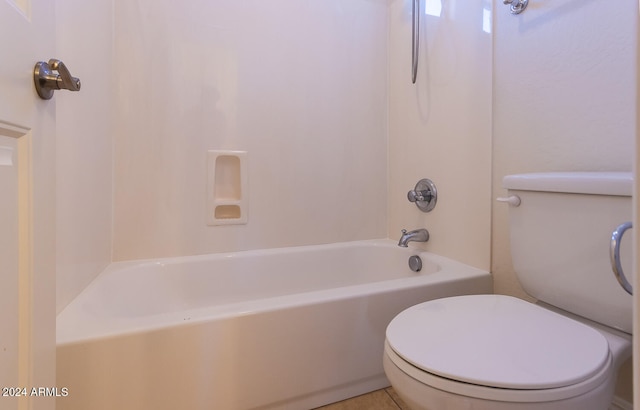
[504,172,633,334]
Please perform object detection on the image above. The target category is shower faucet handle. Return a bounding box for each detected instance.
[407,189,431,203]
[407,179,437,213]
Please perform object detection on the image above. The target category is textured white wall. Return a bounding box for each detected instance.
[56,0,113,313]
[387,0,493,271]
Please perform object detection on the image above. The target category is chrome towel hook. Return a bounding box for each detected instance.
[34,59,81,100]
[503,0,528,15]
[610,222,633,295]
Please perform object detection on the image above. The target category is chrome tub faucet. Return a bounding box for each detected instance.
[398,228,429,247]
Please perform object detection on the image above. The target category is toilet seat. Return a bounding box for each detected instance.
[385,295,612,402]
[384,340,613,403]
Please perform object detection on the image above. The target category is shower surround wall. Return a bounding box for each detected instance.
[387,0,493,271]
[56,0,494,310]
[56,0,113,313]
[111,1,389,261]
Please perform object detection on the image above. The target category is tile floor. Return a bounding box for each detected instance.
[314,388,411,410]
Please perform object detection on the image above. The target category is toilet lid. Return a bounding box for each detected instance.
[386,295,610,390]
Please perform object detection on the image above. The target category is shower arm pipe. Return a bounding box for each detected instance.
[412,0,419,84]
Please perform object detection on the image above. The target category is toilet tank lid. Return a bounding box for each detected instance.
[503,172,632,196]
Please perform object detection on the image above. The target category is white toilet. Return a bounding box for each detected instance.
[383,172,633,410]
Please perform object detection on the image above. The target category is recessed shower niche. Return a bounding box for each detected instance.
[207,150,247,225]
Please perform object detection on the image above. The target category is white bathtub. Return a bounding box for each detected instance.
[57,239,491,410]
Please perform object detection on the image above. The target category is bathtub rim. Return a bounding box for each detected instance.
[57,239,490,346]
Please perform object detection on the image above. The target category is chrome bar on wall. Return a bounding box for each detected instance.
[610,221,633,295]
[411,0,419,84]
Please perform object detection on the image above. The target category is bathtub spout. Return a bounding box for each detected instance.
[398,228,429,247]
